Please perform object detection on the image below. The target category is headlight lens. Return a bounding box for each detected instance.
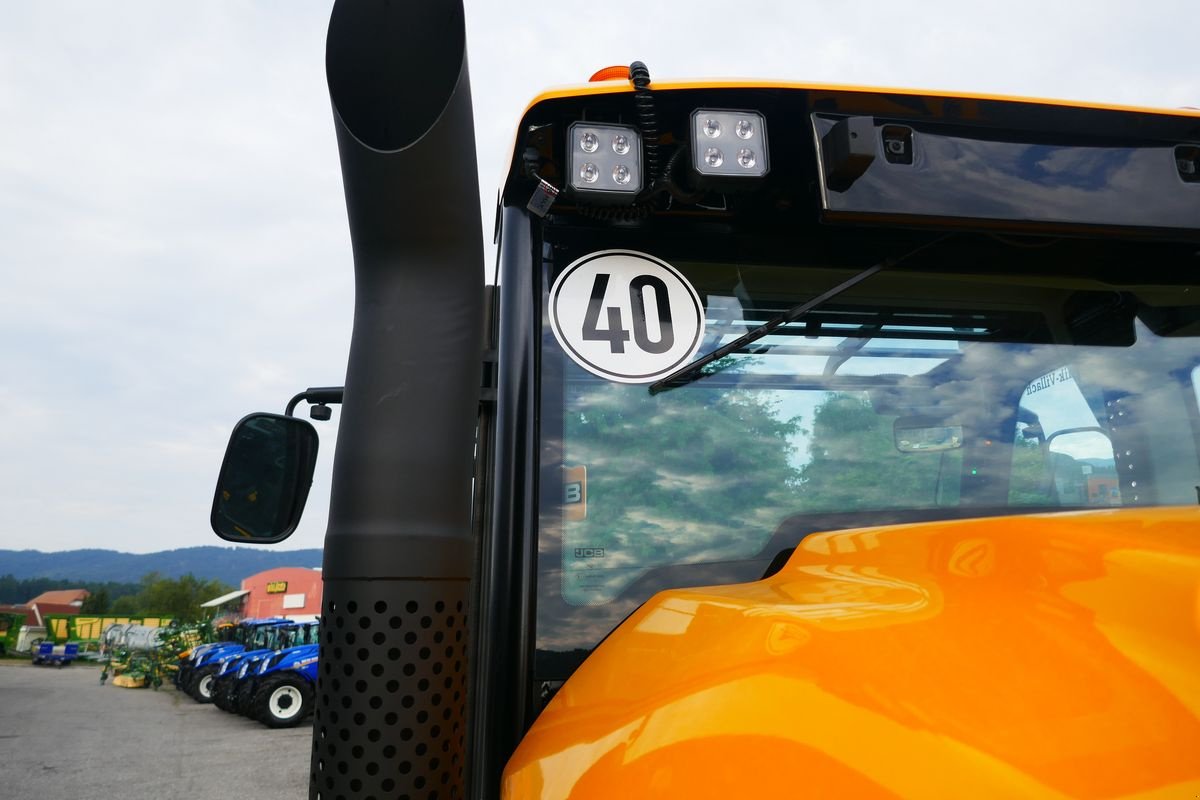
[691,109,769,179]
[568,122,643,202]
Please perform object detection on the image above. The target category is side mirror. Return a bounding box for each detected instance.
[210,413,319,544]
[894,417,964,453]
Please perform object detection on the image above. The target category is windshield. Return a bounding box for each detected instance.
[535,247,1200,674]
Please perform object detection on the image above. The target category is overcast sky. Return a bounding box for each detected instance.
[1,1,1195,555]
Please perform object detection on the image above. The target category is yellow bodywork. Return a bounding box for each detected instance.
[520,78,1200,120]
[503,507,1200,798]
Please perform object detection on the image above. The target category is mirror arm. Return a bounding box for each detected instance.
[285,386,345,418]
[1045,425,1109,446]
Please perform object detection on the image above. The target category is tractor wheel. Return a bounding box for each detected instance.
[190,665,220,703]
[212,676,233,711]
[254,674,312,728]
[234,679,258,716]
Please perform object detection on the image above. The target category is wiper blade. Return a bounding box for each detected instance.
[649,262,887,394]
[648,237,948,395]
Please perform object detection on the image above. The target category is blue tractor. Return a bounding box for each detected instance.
[210,621,296,712]
[213,621,319,715]
[251,641,320,727]
[174,621,240,691]
[184,618,290,703]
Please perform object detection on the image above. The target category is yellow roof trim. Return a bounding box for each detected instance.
[520,78,1200,120]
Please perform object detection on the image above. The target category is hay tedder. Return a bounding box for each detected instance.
[99,621,210,689]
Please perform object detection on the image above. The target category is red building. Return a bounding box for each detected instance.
[240,567,323,621]
[27,589,89,608]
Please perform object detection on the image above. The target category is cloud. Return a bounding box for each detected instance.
[0,0,1196,555]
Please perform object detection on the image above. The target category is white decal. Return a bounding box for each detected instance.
[1025,366,1072,396]
[548,250,704,383]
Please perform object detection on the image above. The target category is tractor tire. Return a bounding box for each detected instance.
[234,678,258,716]
[212,676,235,711]
[254,673,312,728]
[190,665,220,704]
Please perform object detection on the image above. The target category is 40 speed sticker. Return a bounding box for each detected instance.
[549,250,703,383]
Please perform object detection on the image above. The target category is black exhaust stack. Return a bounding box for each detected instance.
[316,2,483,798]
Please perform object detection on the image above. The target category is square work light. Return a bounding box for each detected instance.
[567,122,643,203]
[691,109,769,184]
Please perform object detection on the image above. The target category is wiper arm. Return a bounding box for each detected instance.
[648,260,887,394]
[648,237,948,395]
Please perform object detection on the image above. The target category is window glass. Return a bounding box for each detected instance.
[536,255,1200,662]
[1010,367,1119,506]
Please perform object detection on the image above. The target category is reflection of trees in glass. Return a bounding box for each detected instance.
[565,387,983,589]
[1009,434,1122,507]
[1009,436,1050,505]
[219,417,293,538]
[797,393,955,510]
[565,380,803,571]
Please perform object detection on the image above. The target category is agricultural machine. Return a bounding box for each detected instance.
[180,617,290,701]
[99,621,206,688]
[211,620,319,717]
[249,639,320,728]
[207,1,1200,796]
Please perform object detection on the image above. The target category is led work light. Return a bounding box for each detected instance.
[691,109,769,183]
[568,122,643,203]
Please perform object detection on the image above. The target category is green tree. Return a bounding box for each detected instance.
[560,377,803,602]
[797,393,958,510]
[0,575,58,604]
[101,573,233,621]
[0,575,140,606]
[80,588,110,613]
[111,594,139,615]
[136,572,233,620]
[1008,435,1051,505]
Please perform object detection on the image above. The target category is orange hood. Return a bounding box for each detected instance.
[503,507,1200,799]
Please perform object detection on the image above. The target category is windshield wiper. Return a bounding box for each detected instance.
[648,237,948,395]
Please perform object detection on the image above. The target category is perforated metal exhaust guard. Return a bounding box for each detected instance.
[313,581,469,799]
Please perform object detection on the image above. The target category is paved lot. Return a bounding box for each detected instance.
[0,660,309,799]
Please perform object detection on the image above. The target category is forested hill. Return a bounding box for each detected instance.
[0,546,322,587]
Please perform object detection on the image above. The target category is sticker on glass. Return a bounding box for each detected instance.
[548,250,703,383]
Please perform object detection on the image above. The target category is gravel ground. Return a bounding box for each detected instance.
[0,660,310,799]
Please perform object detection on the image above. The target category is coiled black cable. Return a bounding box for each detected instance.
[629,61,660,195]
[660,146,708,204]
[576,61,680,221]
